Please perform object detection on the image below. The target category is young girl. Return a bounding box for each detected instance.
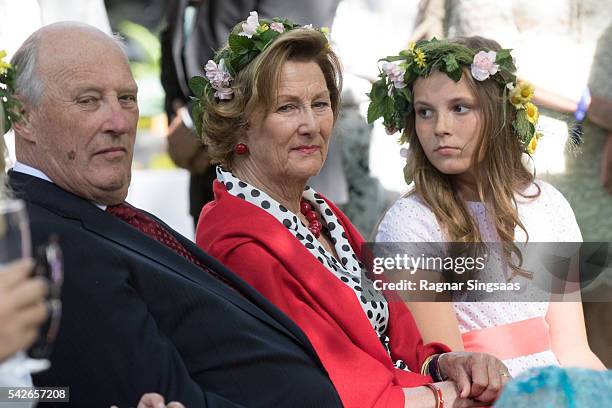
[371,36,605,375]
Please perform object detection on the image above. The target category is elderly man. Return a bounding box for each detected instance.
[8,22,341,408]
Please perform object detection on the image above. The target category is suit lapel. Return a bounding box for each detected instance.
[9,171,310,351]
[176,230,320,352]
[92,209,309,345]
[147,212,319,354]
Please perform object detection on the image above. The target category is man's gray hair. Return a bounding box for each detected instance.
[10,30,44,106]
[10,28,127,107]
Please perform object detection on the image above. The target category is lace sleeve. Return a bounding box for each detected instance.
[376,195,444,243]
[537,181,583,242]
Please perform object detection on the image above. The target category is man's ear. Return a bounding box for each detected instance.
[11,98,37,143]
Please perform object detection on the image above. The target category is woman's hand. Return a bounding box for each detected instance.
[438,351,511,403]
[0,259,48,362]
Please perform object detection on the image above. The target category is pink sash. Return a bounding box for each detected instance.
[461,317,552,361]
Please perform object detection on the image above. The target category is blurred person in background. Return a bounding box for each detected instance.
[546,22,612,241]
[547,22,612,369]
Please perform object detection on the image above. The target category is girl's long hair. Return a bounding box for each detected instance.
[404,36,539,278]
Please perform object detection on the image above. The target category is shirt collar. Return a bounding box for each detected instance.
[11,161,107,210]
[12,161,53,183]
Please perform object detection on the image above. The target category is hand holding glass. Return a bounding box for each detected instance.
[0,199,63,385]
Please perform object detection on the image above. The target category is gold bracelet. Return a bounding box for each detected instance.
[420,354,438,376]
[424,383,444,408]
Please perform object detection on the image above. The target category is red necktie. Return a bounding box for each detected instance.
[107,202,239,293]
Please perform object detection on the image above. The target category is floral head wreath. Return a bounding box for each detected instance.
[0,50,21,132]
[367,38,541,154]
[188,11,330,136]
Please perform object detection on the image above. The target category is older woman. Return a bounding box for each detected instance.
[195,13,509,408]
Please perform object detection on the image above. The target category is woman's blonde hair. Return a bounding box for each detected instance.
[201,28,342,169]
[404,36,539,276]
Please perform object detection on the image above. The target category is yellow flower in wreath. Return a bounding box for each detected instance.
[527,132,542,154]
[510,93,523,108]
[525,102,539,124]
[256,23,269,34]
[0,50,11,75]
[415,49,426,68]
[519,82,534,100]
[527,136,538,154]
[509,81,535,108]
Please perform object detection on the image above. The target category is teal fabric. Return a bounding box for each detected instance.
[495,366,612,408]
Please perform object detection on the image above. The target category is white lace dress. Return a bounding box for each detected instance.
[376,180,582,375]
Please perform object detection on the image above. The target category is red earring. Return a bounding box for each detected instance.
[234,143,249,155]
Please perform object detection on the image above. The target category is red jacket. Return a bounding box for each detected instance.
[197,181,450,408]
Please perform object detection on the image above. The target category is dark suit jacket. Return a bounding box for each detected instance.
[9,171,342,408]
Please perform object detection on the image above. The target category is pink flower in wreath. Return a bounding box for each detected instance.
[270,22,285,33]
[205,59,234,100]
[382,62,406,89]
[471,50,499,81]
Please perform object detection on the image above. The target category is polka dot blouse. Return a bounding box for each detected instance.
[217,167,411,371]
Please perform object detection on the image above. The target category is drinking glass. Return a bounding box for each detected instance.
[0,198,30,262]
[0,198,62,387]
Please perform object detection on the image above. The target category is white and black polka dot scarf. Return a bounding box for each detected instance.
[217,167,411,371]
